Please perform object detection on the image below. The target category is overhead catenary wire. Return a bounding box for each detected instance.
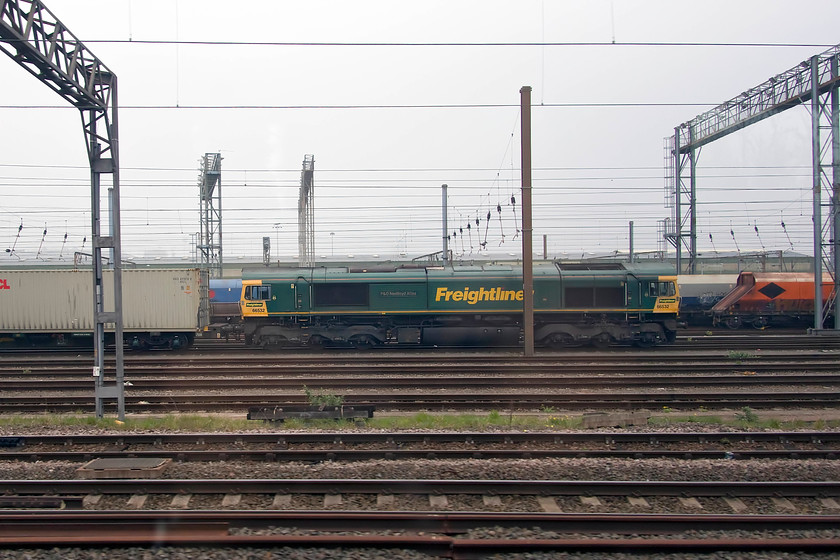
[0,102,742,110]
[9,38,829,48]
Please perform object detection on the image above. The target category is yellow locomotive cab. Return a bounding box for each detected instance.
[240,280,269,317]
[652,275,680,314]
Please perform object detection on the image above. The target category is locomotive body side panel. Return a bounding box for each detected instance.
[239,263,680,348]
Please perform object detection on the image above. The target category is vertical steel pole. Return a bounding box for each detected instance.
[442,184,449,263]
[520,86,534,357]
[812,55,824,331]
[629,221,634,263]
[91,137,105,419]
[110,77,125,419]
[689,126,697,274]
[673,127,682,273]
[831,56,840,330]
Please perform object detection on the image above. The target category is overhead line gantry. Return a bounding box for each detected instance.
[0,0,125,416]
[665,43,840,331]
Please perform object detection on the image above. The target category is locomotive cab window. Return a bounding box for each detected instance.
[245,285,271,300]
[647,281,675,297]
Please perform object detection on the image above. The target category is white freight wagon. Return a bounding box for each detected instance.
[0,268,207,349]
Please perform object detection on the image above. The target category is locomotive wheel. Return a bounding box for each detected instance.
[751,316,769,330]
[635,332,658,348]
[546,333,577,348]
[349,335,377,350]
[591,333,613,348]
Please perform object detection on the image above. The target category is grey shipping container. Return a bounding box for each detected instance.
[0,268,206,334]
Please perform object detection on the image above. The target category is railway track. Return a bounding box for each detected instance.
[2,331,840,356]
[0,478,840,529]
[3,431,838,462]
[2,510,838,555]
[2,345,838,413]
[2,349,840,376]
[3,478,840,511]
[3,371,840,391]
[1,391,837,414]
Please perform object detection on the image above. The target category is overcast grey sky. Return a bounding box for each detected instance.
[1,0,838,263]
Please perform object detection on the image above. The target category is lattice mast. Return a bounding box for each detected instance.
[198,152,223,278]
[298,154,315,267]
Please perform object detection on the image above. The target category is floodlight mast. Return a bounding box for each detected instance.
[665,43,840,331]
[298,155,315,267]
[0,0,125,417]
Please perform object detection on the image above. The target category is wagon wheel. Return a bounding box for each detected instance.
[169,334,189,350]
[723,316,742,329]
[751,316,769,330]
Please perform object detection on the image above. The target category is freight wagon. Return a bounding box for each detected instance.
[710,271,834,329]
[239,262,680,348]
[208,278,243,323]
[0,268,207,349]
[676,274,738,326]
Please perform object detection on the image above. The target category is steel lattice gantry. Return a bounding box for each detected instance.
[298,154,315,267]
[0,0,125,417]
[198,152,223,279]
[664,43,840,330]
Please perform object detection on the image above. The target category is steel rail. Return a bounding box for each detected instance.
[1,532,837,556]
[0,391,837,413]
[2,431,838,462]
[4,430,837,446]
[2,448,838,462]
[2,478,839,498]
[2,373,839,392]
[2,347,840,369]
[0,511,839,554]
[3,510,840,534]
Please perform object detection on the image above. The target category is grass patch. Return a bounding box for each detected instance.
[0,414,255,432]
[0,412,580,432]
[727,350,756,361]
[649,415,725,427]
[735,406,760,424]
[649,413,840,430]
[1,412,838,432]
[303,386,345,408]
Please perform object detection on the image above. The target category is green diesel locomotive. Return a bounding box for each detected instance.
[239,261,680,349]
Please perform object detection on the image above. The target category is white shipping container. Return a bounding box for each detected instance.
[0,269,204,332]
